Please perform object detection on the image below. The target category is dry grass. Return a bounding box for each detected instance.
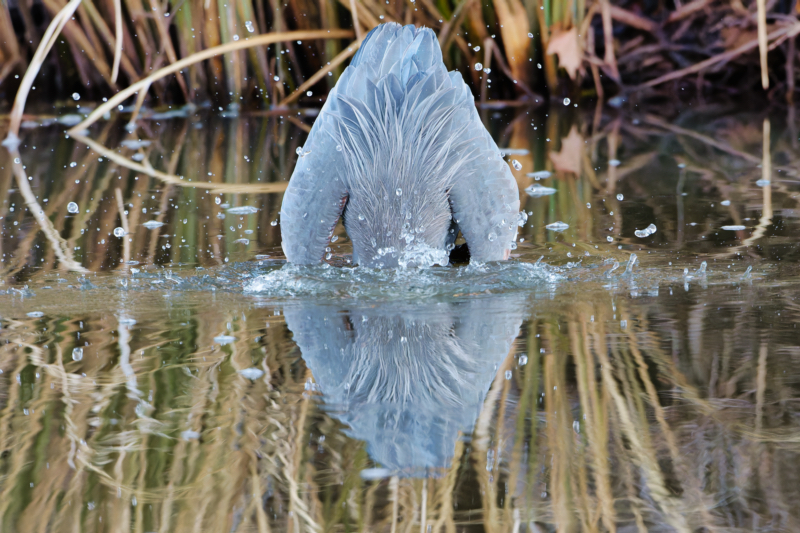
[1,0,795,143]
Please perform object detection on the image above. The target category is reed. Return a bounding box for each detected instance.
[1,0,794,131]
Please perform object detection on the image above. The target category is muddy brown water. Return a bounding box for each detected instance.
[1,107,800,532]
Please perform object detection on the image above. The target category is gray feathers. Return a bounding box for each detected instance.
[281,23,520,267]
[283,294,527,475]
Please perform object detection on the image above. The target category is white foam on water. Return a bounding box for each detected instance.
[243,259,560,299]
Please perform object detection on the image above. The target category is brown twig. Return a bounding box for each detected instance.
[70,133,290,193]
[633,23,800,90]
[67,29,353,135]
[279,38,363,107]
[3,0,84,146]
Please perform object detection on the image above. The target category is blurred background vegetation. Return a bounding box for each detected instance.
[1,0,799,114]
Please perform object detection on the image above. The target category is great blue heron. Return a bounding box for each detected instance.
[283,294,527,475]
[280,23,520,267]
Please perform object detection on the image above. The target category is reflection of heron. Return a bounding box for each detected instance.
[284,295,526,475]
[280,23,520,267]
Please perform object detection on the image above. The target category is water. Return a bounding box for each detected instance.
[1,108,800,532]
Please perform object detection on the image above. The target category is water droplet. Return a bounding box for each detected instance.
[245,20,255,32]
[395,188,402,196]
[72,93,80,101]
[113,227,125,237]
[586,202,591,208]
[624,253,637,275]
[505,370,512,380]
[527,170,551,180]
[296,147,303,156]
[519,355,528,365]
[721,200,731,206]
[358,214,365,221]
[525,184,557,197]
[475,62,483,70]
[563,97,570,105]
[527,32,534,38]
[270,219,278,226]
[722,225,746,231]
[616,193,624,201]
[511,159,522,171]
[143,220,164,229]
[325,253,332,260]
[69,161,77,168]
[72,347,83,361]
[517,211,528,226]
[214,335,236,345]
[336,144,342,151]
[545,221,569,231]
[487,232,497,242]
[306,91,312,96]
[226,206,258,215]
[215,197,221,205]
[473,45,481,51]
[331,235,339,242]
[67,202,79,214]
[609,159,621,167]
[273,75,280,82]
[633,223,657,238]
[181,430,201,440]
[484,67,491,74]
[606,236,614,242]
[232,34,239,41]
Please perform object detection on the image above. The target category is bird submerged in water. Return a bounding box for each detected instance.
[280,23,520,267]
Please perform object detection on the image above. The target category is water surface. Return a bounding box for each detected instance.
[1,107,799,532]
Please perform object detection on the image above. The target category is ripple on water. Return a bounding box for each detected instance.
[243,261,561,300]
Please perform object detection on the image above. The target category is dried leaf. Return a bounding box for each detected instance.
[492,0,530,84]
[549,126,584,174]
[547,27,582,80]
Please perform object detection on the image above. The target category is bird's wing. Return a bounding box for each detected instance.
[282,23,438,264]
[281,24,420,264]
[446,78,520,262]
[280,97,349,264]
[350,23,521,262]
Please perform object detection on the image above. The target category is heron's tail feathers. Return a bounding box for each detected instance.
[351,23,441,81]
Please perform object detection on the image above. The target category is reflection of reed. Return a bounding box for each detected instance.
[2,108,796,275]
[1,287,799,531]
[7,148,87,273]
[1,115,301,274]
[70,133,289,194]
[743,119,772,246]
